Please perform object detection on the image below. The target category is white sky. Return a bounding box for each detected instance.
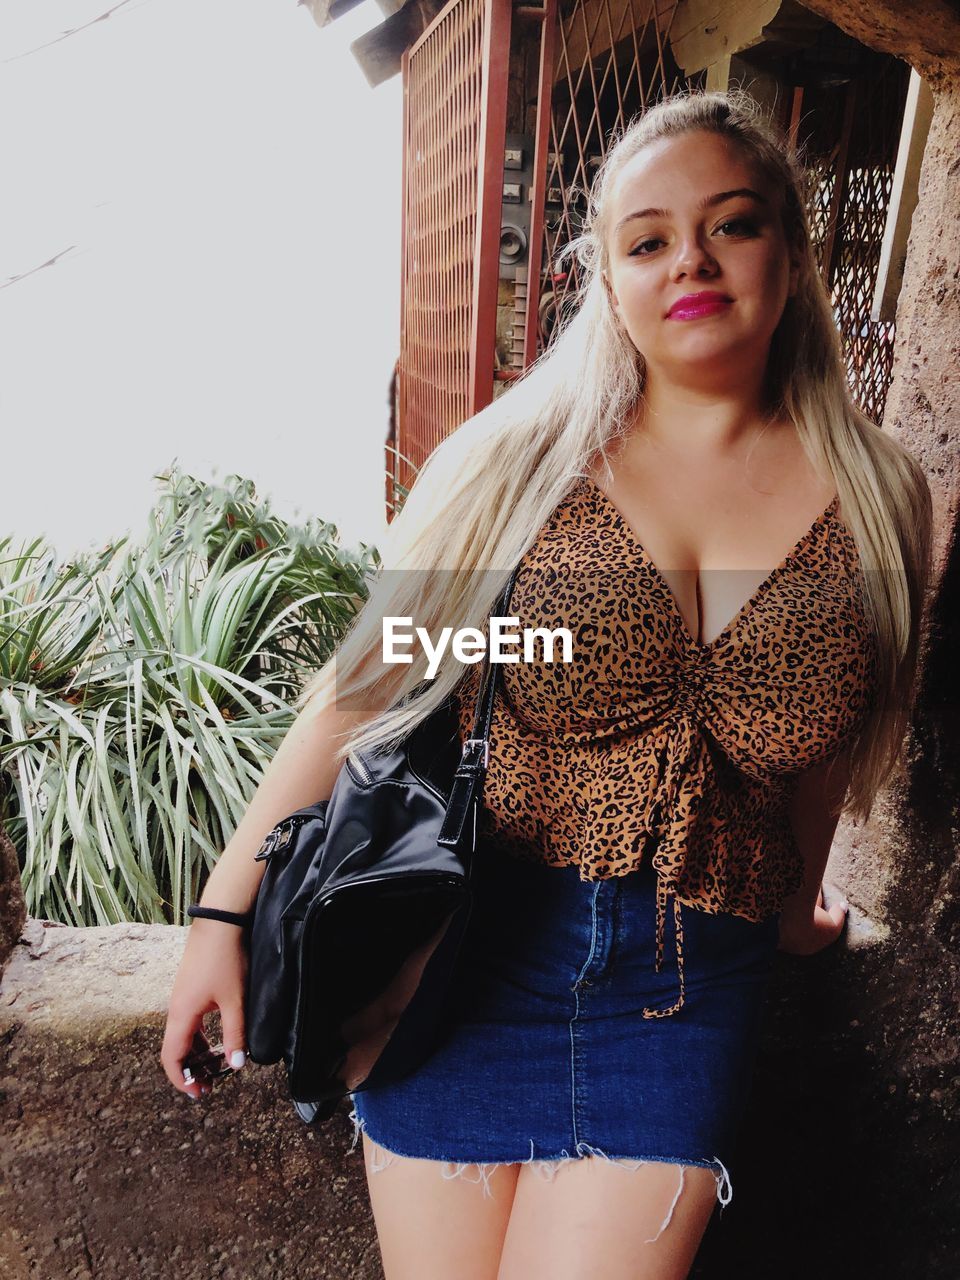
[0,0,401,559]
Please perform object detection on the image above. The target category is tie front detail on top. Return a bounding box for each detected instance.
[456,475,880,1017]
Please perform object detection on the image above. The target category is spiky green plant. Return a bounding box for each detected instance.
[0,465,379,926]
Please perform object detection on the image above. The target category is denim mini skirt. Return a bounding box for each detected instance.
[346,838,780,1213]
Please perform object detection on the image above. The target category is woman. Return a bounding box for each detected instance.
[162,88,932,1279]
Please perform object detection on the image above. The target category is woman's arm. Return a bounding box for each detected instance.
[161,691,376,1098]
[776,742,853,954]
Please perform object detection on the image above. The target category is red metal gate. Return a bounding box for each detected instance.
[391,0,512,507]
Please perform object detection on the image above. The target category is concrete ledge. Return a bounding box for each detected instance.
[0,920,382,1280]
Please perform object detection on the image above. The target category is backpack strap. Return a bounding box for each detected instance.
[436,565,519,850]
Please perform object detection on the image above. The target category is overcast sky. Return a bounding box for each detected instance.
[0,0,401,560]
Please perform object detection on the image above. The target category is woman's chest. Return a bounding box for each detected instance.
[497,479,878,762]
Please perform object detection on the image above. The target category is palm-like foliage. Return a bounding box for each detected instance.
[0,466,379,926]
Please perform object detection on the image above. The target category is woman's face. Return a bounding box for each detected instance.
[601,130,800,386]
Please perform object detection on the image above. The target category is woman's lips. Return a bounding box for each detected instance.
[667,297,733,320]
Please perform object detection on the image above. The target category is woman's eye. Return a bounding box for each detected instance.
[632,217,757,254]
[716,218,757,236]
[627,239,665,256]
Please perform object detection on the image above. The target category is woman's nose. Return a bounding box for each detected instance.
[671,239,718,279]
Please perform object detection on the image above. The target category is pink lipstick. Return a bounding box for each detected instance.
[667,291,733,320]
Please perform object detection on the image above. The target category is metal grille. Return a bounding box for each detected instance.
[535,8,909,424]
[394,0,511,501]
[793,52,911,426]
[535,0,704,345]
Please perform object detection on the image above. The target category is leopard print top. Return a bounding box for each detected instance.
[454,475,881,1018]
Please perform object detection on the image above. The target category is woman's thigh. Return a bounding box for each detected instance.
[360,1132,521,1280]
[498,1156,719,1280]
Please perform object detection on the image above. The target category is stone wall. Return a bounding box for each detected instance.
[693,5,960,1272]
[0,829,26,972]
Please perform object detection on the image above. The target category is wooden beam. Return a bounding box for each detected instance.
[822,77,857,285]
[705,54,731,92]
[349,0,448,88]
[673,0,781,72]
[397,44,410,493]
[786,82,804,149]
[469,0,513,414]
[524,0,558,368]
[672,0,826,76]
[872,68,935,323]
[298,0,366,30]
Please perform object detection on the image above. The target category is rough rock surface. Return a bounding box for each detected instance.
[0,920,383,1280]
[0,828,26,973]
[695,931,960,1278]
[798,12,960,1249]
[804,0,960,79]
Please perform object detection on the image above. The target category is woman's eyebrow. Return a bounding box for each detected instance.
[614,188,768,233]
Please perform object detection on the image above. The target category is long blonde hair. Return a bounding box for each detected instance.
[300,86,932,824]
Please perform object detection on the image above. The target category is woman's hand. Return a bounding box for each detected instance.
[776,883,849,956]
[161,919,250,1100]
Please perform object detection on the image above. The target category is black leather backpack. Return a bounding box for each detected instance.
[243,567,518,1124]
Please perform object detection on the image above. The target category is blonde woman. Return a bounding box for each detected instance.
[162,88,932,1279]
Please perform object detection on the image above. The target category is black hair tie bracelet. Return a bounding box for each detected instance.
[187,904,254,927]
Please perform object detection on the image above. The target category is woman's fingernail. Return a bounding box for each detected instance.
[230,1050,246,1069]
